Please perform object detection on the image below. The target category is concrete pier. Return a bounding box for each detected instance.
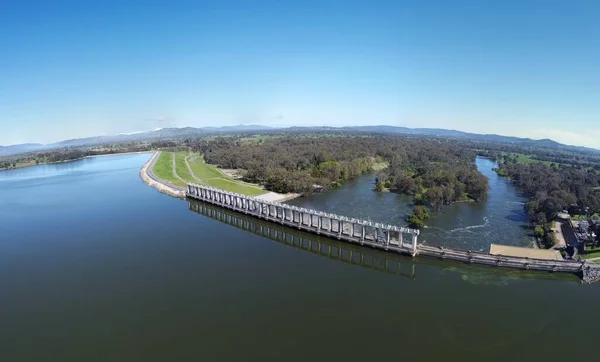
[186,183,600,283]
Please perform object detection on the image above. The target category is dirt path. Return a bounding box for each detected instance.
[186,154,264,189]
[184,154,206,184]
[171,153,186,184]
[551,221,567,249]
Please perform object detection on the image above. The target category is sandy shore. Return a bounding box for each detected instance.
[255,192,300,203]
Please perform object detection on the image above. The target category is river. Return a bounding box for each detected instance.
[0,153,598,362]
[288,157,533,251]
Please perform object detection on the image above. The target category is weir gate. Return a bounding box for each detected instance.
[187,184,420,256]
[186,183,600,283]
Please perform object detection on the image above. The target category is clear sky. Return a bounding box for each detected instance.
[1,0,598,147]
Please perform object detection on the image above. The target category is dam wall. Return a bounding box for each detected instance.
[186,183,600,283]
[187,183,420,256]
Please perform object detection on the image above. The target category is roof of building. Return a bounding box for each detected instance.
[489,244,564,261]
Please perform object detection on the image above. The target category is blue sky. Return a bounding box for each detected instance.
[1,0,598,147]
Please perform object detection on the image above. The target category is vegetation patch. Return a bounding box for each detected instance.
[494,162,600,226]
[581,250,600,259]
[195,136,490,205]
[407,205,430,229]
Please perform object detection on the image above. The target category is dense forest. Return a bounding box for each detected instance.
[374,149,489,210]
[192,135,489,212]
[496,162,600,223]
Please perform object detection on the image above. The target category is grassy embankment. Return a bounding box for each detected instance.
[153,151,266,196]
[152,152,187,187]
[581,248,600,260]
[174,152,194,182]
[186,155,266,196]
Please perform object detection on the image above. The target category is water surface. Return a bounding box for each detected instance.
[0,154,597,362]
[289,157,532,251]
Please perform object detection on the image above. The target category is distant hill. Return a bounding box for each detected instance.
[340,125,600,154]
[1,124,598,157]
[0,143,46,157]
[0,125,272,156]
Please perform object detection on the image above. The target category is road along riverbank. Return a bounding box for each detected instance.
[140,152,186,199]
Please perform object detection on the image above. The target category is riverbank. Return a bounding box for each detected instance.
[158,151,299,202]
[140,152,186,199]
[0,150,154,172]
[141,151,299,202]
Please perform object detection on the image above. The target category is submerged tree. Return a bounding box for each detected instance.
[408,205,430,229]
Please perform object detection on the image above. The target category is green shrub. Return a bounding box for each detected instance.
[534,225,545,238]
[408,214,425,229]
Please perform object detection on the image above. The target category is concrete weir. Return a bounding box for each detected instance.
[186,183,600,284]
[187,183,419,255]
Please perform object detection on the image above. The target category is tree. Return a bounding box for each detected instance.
[395,174,417,194]
[534,225,545,239]
[407,214,425,229]
[407,206,430,229]
[426,186,444,211]
[412,205,430,220]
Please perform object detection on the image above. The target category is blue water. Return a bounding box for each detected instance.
[289,157,532,251]
[0,154,598,362]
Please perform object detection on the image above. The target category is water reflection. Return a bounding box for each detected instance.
[188,199,418,280]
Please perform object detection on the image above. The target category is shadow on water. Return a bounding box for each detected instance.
[187,199,580,285]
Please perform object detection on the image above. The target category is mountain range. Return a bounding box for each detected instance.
[1,125,598,157]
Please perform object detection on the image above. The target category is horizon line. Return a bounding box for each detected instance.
[0,124,592,150]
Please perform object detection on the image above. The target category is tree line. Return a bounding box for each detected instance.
[475,142,600,170]
[0,140,179,170]
[496,161,600,246]
[192,135,490,210]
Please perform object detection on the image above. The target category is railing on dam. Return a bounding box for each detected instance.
[187,183,420,256]
[188,200,417,280]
